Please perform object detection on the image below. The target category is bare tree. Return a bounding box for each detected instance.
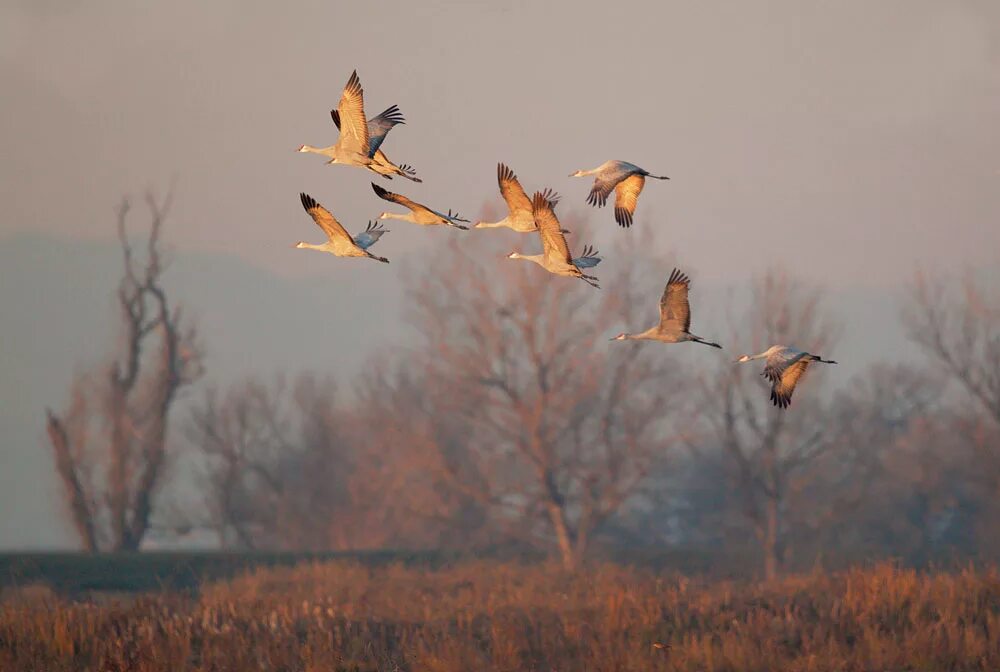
[391,228,688,569]
[696,270,838,580]
[904,271,1000,425]
[44,191,203,551]
[903,271,1000,547]
[185,375,358,550]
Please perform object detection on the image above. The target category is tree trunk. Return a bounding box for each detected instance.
[546,500,578,571]
[763,494,780,581]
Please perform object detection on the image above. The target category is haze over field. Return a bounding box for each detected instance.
[1,0,999,549]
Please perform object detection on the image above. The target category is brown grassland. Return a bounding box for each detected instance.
[2,561,999,671]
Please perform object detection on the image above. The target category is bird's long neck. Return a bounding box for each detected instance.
[577,167,602,177]
[382,212,415,222]
[296,242,331,252]
[624,327,659,341]
[300,144,334,157]
[514,254,546,267]
[475,218,508,229]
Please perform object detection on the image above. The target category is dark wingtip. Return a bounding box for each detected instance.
[300,192,316,211]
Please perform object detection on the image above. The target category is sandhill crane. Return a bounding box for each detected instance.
[295,193,389,263]
[475,163,560,232]
[371,183,470,230]
[569,160,669,228]
[507,192,600,288]
[611,268,721,348]
[330,107,422,182]
[735,345,837,409]
[297,70,372,170]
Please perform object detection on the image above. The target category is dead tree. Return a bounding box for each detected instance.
[44,191,202,551]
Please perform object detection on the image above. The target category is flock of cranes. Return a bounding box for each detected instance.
[294,70,837,409]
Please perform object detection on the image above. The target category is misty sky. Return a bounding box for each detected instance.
[1,0,999,548]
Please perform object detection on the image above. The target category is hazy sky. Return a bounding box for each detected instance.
[1,0,999,548]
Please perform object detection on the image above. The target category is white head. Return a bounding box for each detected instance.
[610,332,628,341]
[507,251,522,260]
[569,169,585,177]
[297,144,309,152]
[735,354,752,363]
[379,211,391,220]
[294,241,306,249]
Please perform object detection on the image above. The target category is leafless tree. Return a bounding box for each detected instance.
[903,270,1000,544]
[186,375,357,550]
[44,191,203,551]
[389,227,689,569]
[696,270,838,580]
[904,271,1000,425]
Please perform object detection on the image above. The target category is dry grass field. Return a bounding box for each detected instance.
[2,560,999,671]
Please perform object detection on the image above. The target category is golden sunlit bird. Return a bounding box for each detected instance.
[506,192,600,288]
[329,106,422,182]
[475,163,561,232]
[371,183,470,229]
[611,268,722,348]
[294,193,390,264]
[297,70,373,170]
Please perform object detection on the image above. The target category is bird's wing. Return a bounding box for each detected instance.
[586,170,618,208]
[371,182,420,212]
[659,268,692,332]
[300,193,353,244]
[762,348,799,384]
[771,359,811,409]
[532,191,572,263]
[613,173,645,228]
[366,104,405,157]
[497,163,532,215]
[353,221,386,249]
[571,245,602,269]
[329,108,341,130]
[335,70,370,156]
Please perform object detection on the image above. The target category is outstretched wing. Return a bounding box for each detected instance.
[571,245,602,269]
[371,182,421,212]
[659,268,691,332]
[300,193,353,244]
[613,173,645,228]
[366,104,405,157]
[586,171,618,208]
[497,163,532,215]
[771,359,811,409]
[532,191,572,264]
[353,221,387,250]
[335,70,370,157]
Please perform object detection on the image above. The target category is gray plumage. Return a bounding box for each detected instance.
[735,345,838,409]
[570,160,669,227]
